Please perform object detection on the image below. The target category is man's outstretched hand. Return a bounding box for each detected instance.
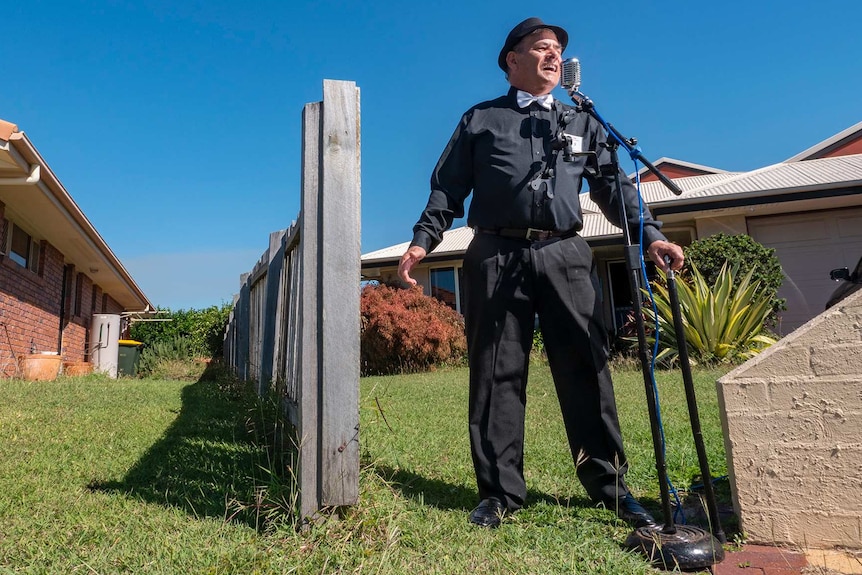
[398,245,427,286]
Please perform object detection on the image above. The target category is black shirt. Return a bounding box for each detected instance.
[411,86,665,253]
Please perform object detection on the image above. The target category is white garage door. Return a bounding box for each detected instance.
[748,207,862,335]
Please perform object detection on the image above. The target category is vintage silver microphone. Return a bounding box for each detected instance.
[560,57,581,94]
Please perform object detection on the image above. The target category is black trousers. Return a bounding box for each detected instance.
[462,232,630,511]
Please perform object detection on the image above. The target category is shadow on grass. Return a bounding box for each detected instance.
[371,460,735,532]
[368,462,593,514]
[369,463,476,511]
[88,362,274,529]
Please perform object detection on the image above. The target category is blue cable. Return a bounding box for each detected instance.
[632,164,686,524]
[690,475,728,491]
[590,110,692,523]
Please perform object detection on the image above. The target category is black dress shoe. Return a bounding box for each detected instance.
[469,497,506,528]
[611,493,657,528]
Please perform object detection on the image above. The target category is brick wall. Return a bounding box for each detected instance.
[61,265,96,363]
[716,288,862,549]
[0,208,126,375]
[0,237,63,374]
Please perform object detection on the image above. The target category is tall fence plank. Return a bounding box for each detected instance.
[259,228,287,395]
[319,79,361,504]
[298,100,321,520]
[224,80,360,521]
[237,273,250,382]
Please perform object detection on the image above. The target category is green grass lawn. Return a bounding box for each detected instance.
[0,363,733,574]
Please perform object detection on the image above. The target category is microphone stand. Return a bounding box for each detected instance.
[566,88,725,571]
[665,261,727,547]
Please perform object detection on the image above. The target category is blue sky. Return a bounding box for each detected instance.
[3,1,860,310]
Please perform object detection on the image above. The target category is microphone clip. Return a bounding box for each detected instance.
[552,133,580,162]
[551,109,583,162]
[573,92,593,112]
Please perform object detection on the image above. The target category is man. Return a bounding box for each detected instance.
[398,17,684,529]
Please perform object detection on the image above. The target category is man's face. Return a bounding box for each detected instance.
[506,29,562,96]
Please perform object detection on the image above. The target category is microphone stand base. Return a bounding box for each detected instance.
[624,524,725,571]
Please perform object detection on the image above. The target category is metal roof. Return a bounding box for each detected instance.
[362,153,862,266]
[361,226,476,263]
[579,171,741,212]
[653,153,862,205]
[580,212,620,239]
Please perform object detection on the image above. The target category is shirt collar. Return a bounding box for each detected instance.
[516,90,554,110]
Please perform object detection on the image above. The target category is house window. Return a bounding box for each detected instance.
[6,223,40,273]
[429,267,463,313]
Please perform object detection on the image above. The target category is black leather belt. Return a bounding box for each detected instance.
[475,227,578,242]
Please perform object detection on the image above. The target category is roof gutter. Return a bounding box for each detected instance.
[0,163,40,185]
[3,131,153,310]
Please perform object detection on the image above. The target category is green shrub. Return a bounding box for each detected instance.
[138,336,207,380]
[360,284,466,376]
[684,233,785,325]
[130,303,231,359]
[644,262,777,366]
[531,327,546,362]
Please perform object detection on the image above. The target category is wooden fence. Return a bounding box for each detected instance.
[223,79,361,521]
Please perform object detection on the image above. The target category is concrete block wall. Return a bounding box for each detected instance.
[717,288,862,549]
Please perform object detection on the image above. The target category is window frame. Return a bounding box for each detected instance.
[4,221,40,274]
[428,265,463,314]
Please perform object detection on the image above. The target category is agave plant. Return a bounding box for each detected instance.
[643,262,778,365]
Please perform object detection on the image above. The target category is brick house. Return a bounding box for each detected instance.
[362,121,862,337]
[0,119,152,375]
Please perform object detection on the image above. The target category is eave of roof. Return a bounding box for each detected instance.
[0,125,153,311]
[784,120,862,162]
[627,157,729,180]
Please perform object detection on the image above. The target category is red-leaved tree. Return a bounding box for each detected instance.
[360,284,466,376]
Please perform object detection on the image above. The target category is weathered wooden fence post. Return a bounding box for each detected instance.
[318,79,361,506]
[224,79,360,521]
[296,79,361,515]
[236,273,250,382]
[259,228,287,395]
[297,97,322,520]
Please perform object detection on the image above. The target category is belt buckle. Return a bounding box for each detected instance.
[525,227,549,241]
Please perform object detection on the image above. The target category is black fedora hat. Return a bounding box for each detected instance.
[498,17,568,72]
